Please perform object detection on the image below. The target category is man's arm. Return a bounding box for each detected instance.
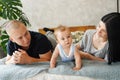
[5,49,52,64]
[5,55,16,64]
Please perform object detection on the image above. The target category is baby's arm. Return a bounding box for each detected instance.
[73,47,82,70]
[50,46,59,68]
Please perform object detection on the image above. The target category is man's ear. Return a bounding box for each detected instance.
[56,40,59,43]
[9,37,15,42]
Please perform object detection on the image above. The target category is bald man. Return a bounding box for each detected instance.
[5,20,53,64]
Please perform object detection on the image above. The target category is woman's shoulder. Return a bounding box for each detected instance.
[85,29,96,33]
[84,29,96,35]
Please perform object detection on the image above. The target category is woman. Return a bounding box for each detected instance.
[76,12,120,62]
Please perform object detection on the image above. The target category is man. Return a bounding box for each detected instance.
[5,20,53,64]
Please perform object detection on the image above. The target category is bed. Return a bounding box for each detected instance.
[0,25,120,80]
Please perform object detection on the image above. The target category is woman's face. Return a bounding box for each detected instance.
[96,21,107,39]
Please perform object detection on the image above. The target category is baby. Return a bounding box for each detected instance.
[50,25,82,70]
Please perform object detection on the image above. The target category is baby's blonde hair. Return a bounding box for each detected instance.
[54,25,70,40]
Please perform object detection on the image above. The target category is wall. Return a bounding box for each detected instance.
[18,0,117,31]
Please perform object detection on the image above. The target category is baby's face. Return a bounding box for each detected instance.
[56,30,72,48]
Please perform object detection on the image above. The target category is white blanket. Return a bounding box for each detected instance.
[0,58,120,80]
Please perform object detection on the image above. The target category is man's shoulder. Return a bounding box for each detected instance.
[29,31,42,35]
[30,31,46,38]
[30,31,49,42]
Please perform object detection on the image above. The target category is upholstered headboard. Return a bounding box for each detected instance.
[38,25,96,34]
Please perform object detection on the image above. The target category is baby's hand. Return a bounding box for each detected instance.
[50,66,55,69]
[72,67,81,70]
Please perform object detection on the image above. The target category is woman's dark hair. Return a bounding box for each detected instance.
[102,12,120,64]
[102,12,120,37]
[101,12,120,26]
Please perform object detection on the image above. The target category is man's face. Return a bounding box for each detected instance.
[10,24,31,48]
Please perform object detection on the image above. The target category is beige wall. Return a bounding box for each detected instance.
[12,0,119,31]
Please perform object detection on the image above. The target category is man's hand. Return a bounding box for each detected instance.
[5,49,52,65]
[12,49,31,64]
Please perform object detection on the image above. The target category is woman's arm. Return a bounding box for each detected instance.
[80,51,105,62]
